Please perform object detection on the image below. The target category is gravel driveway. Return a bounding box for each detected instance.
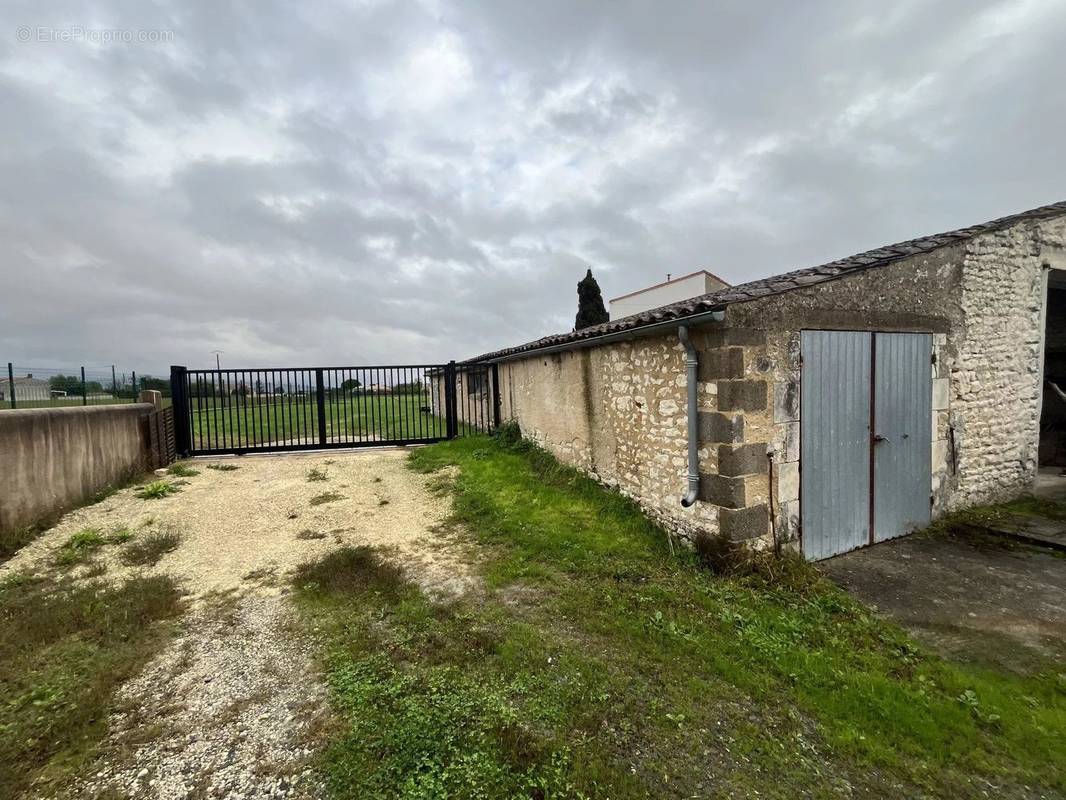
[9,448,473,799]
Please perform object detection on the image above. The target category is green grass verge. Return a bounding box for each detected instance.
[295,434,1066,799]
[0,572,183,798]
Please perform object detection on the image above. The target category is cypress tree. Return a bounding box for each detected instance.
[575,268,609,330]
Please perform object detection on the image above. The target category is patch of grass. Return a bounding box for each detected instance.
[0,572,183,797]
[54,529,106,567]
[107,527,135,544]
[293,435,1066,799]
[296,529,327,540]
[120,529,182,567]
[206,463,239,471]
[307,467,329,482]
[309,492,345,506]
[167,463,200,478]
[136,480,180,500]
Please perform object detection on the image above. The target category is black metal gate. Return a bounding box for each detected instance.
[170,362,498,457]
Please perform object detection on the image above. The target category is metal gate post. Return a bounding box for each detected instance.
[491,363,501,430]
[444,360,458,439]
[7,362,15,409]
[315,369,328,446]
[170,365,191,457]
[81,366,87,406]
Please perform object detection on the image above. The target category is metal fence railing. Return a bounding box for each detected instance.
[2,363,172,410]
[171,362,499,456]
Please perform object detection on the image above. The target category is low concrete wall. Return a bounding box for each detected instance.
[0,403,156,533]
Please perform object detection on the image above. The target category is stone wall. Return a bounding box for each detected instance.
[497,334,722,540]
[948,215,1066,506]
[0,403,157,534]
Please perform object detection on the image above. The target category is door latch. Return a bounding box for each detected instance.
[872,433,890,444]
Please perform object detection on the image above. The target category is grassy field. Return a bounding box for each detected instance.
[187,391,487,449]
[294,430,1066,798]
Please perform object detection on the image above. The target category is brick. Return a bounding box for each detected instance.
[932,378,950,410]
[717,443,768,476]
[697,348,744,380]
[717,380,768,411]
[776,460,799,502]
[698,473,746,508]
[781,421,799,462]
[775,499,800,542]
[773,378,799,423]
[698,411,743,444]
[720,504,769,541]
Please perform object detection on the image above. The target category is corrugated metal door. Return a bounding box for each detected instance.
[872,333,932,541]
[800,331,872,560]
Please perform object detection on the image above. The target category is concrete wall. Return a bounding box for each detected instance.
[494,213,1066,552]
[0,404,155,533]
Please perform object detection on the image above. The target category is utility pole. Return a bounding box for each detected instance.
[211,350,223,371]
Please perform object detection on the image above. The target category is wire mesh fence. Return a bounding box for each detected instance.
[2,363,172,410]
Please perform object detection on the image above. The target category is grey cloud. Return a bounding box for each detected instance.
[1,0,1064,375]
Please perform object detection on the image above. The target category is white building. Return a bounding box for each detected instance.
[608,270,730,320]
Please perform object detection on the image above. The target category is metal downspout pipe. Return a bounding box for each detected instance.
[679,325,700,507]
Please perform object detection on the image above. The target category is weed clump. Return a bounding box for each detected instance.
[167,463,200,477]
[206,463,239,472]
[309,492,345,506]
[294,545,406,599]
[108,527,135,544]
[307,467,328,482]
[137,480,180,500]
[121,529,182,567]
[55,529,106,567]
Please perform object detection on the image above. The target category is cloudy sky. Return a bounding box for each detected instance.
[2,0,1064,374]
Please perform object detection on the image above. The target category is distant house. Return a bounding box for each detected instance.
[0,374,51,402]
[608,270,730,320]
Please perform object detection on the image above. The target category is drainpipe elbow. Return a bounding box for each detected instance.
[681,480,699,508]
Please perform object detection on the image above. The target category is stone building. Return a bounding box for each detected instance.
[469,200,1066,559]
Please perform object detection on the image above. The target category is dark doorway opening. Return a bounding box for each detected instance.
[1039,271,1066,467]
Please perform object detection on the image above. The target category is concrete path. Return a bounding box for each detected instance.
[821,530,1066,674]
